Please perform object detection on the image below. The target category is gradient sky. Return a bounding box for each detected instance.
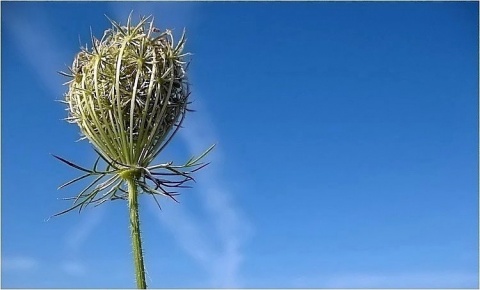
[1,1,478,288]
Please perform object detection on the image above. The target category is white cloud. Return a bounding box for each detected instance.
[4,12,104,277]
[61,260,87,277]
[2,10,70,97]
[65,208,104,254]
[293,271,479,288]
[60,203,105,278]
[2,256,38,271]
[148,99,253,288]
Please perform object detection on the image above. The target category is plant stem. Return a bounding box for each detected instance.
[127,177,147,289]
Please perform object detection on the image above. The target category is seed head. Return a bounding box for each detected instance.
[65,15,190,168]
[52,15,213,217]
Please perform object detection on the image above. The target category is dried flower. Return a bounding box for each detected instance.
[53,14,213,288]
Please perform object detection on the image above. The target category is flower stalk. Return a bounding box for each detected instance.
[127,176,147,289]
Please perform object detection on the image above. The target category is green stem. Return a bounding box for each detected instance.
[127,177,147,289]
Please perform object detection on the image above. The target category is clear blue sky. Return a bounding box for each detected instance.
[1,1,478,288]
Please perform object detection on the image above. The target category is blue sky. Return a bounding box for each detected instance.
[1,1,478,288]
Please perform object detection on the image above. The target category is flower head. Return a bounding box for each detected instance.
[66,15,189,167]
[53,15,213,217]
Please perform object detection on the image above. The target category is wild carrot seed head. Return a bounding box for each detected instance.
[65,15,190,168]
[53,15,213,217]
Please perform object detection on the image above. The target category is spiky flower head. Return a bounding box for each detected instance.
[53,15,213,216]
[66,15,189,168]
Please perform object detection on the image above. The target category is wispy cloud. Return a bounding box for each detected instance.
[3,11,101,278]
[148,99,253,288]
[61,260,87,277]
[293,271,479,288]
[62,207,105,276]
[2,9,70,97]
[65,208,104,254]
[2,256,39,272]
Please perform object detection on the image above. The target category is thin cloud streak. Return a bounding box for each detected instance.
[3,10,70,97]
[65,208,104,254]
[61,260,87,277]
[150,202,215,265]
[181,100,252,287]
[293,271,479,288]
[2,256,39,271]
[61,208,105,276]
[148,99,252,288]
[4,12,100,277]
